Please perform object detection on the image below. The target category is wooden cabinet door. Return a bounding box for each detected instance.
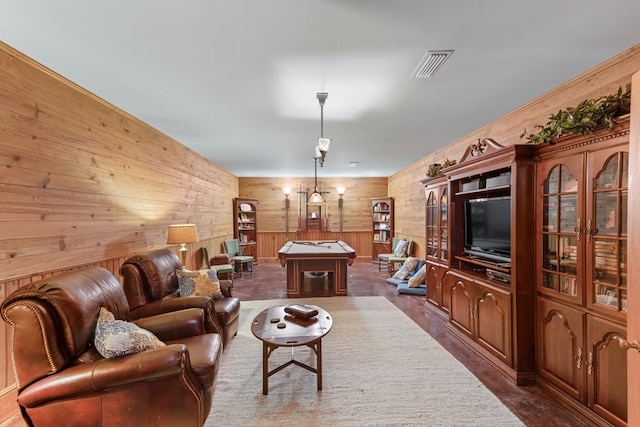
[585,147,628,323]
[474,286,512,364]
[426,189,439,259]
[537,297,586,402]
[536,155,585,306]
[425,262,445,308]
[439,268,451,313]
[424,179,448,264]
[446,273,473,337]
[586,315,627,426]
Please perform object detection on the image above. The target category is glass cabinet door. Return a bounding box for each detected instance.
[425,184,448,263]
[588,151,628,316]
[426,190,438,258]
[439,189,448,261]
[540,161,582,302]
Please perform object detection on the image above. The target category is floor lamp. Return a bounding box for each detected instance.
[337,187,346,236]
[283,188,291,239]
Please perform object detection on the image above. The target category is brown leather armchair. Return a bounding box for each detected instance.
[1,266,222,427]
[120,249,240,348]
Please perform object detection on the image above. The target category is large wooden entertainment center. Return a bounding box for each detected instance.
[423,115,630,426]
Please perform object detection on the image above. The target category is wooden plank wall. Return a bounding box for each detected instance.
[390,44,640,260]
[0,42,238,420]
[238,177,388,260]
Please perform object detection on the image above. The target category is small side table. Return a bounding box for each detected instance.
[251,305,332,395]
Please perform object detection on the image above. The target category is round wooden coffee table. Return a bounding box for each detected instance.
[251,304,332,395]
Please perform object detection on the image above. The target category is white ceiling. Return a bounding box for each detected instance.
[2,1,639,177]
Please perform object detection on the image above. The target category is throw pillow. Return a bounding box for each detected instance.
[394,239,409,257]
[94,307,165,358]
[393,257,419,280]
[176,269,223,299]
[408,264,427,287]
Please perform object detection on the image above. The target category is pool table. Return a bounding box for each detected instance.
[278,240,356,297]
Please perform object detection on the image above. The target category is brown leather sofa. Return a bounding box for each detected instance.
[1,266,222,427]
[120,249,240,348]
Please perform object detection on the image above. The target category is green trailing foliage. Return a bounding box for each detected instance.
[426,158,457,178]
[520,87,631,145]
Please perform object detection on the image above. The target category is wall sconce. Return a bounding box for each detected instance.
[337,187,346,234]
[167,224,199,268]
[336,187,346,208]
[283,188,291,236]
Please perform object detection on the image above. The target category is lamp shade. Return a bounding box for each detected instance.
[318,137,331,152]
[167,224,199,244]
[308,191,326,205]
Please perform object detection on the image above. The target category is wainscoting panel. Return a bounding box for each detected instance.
[257,231,373,263]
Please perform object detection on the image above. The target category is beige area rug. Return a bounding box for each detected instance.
[206,296,524,426]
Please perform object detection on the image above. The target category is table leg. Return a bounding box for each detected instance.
[317,339,322,391]
[262,342,269,395]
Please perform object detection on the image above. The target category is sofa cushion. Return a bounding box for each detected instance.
[408,264,427,287]
[176,269,223,300]
[94,307,165,358]
[411,259,426,276]
[397,281,426,295]
[386,277,406,286]
[394,239,409,257]
[393,257,419,280]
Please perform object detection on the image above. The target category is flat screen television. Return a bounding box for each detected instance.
[464,196,511,263]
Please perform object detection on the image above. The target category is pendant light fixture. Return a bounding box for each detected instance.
[308,92,330,205]
[316,92,330,166]
[308,155,325,205]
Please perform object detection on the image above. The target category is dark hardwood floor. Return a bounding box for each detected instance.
[232,261,590,427]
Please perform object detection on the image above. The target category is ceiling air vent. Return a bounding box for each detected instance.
[411,50,454,78]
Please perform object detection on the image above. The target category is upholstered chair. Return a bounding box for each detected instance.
[120,249,240,348]
[224,239,254,276]
[385,240,415,275]
[201,246,234,280]
[1,266,222,427]
[377,237,403,270]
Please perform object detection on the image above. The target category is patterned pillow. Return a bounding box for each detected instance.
[94,307,165,358]
[393,257,420,280]
[394,240,409,257]
[176,269,223,300]
[408,264,427,287]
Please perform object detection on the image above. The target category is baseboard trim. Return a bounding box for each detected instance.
[535,376,618,427]
[447,323,535,386]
